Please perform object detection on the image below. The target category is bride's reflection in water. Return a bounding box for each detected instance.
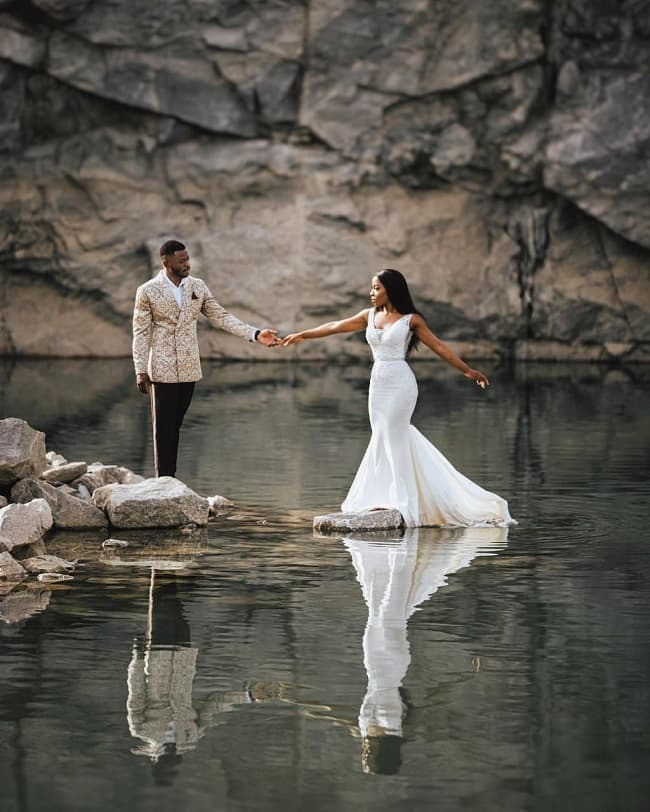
[343,525,509,774]
[125,528,508,778]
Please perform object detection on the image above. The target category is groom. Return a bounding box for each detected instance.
[132,239,279,478]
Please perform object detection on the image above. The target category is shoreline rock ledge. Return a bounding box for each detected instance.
[313,509,405,534]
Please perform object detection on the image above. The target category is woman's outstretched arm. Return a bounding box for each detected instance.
[410,314,490,388]
[281,309,369,345]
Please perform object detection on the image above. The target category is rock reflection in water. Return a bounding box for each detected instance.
[0,584,52,624]
[343,525,509,775]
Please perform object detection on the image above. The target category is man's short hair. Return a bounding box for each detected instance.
[160,239,186,257]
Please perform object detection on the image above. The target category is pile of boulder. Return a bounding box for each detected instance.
[0,417,231,591]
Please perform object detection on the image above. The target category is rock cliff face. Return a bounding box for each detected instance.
[1,0,649,361]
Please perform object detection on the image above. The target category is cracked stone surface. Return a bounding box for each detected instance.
[313,509,405,533]
[92,476,209,528]
[0,0,648,361]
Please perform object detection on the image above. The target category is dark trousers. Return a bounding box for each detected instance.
[150,381,195,478]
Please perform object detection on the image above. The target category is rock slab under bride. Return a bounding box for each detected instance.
[313,509,405,533]
[92,477,209,528]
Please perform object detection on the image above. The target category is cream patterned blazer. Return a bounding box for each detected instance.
[132,271,257,383]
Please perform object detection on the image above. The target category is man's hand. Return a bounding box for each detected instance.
[136,372,151,394]
[257,329,281,347]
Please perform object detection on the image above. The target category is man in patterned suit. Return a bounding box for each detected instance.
[132,239,279,478]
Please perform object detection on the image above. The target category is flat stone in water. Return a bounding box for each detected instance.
[21,554,75,574]
[313,509,405,533]
[37,572,74,583]
[102,538,129,548]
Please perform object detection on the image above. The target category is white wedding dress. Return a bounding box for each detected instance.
[341,310,515,528]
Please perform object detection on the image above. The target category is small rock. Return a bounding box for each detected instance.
[180,523,198,535]
[41,461,88,484]
[0,551,26,581]
[207,494,235,515]
[102,538,129,548]
[73,464,143,495]
[77,483,92,500]
[313,509,405,533]
[0,499,53,552]
[21,554,75,574]
[87,463,144,486]
[37,572,73,583]
[11,478,107,529]
[46,451,68,467]
[0,418,47,487]
[71,473,103,494]
[0,496,7,509]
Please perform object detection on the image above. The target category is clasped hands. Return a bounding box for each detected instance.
[258,330,304,347]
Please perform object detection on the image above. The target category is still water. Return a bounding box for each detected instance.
[1,358,649,812]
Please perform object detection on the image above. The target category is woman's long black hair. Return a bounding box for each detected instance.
[376,268,422,355]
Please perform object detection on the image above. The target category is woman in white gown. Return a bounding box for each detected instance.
[282,269,515,528]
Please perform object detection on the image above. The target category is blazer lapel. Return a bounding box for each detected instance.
[180,280,191,311]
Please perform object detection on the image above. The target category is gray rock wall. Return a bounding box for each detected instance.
[1,0,649,361]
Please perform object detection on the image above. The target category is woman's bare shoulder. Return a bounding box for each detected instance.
[409,313,427,328]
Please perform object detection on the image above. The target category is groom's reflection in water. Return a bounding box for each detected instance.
[124,528,509,778]
[126,568,257,779]
[127,571,199,772]
[342,525,509,775]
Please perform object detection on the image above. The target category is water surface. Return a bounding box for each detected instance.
[1,359,649,811]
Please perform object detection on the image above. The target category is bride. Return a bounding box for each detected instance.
[282,268,515,528]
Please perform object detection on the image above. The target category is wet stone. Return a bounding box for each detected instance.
[0,551,26,581]
[313,509,405,533]
[21,554,76,574]
[207,494,235,515]
[37,572,74,583]
[102,538,129,549]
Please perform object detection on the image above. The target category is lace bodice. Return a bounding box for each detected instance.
[366,309,413,362]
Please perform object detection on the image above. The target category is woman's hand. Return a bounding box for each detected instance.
[465,368,490,389]
[281,332,305,346]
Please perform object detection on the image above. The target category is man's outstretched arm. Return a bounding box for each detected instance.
[201,285,279,346]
